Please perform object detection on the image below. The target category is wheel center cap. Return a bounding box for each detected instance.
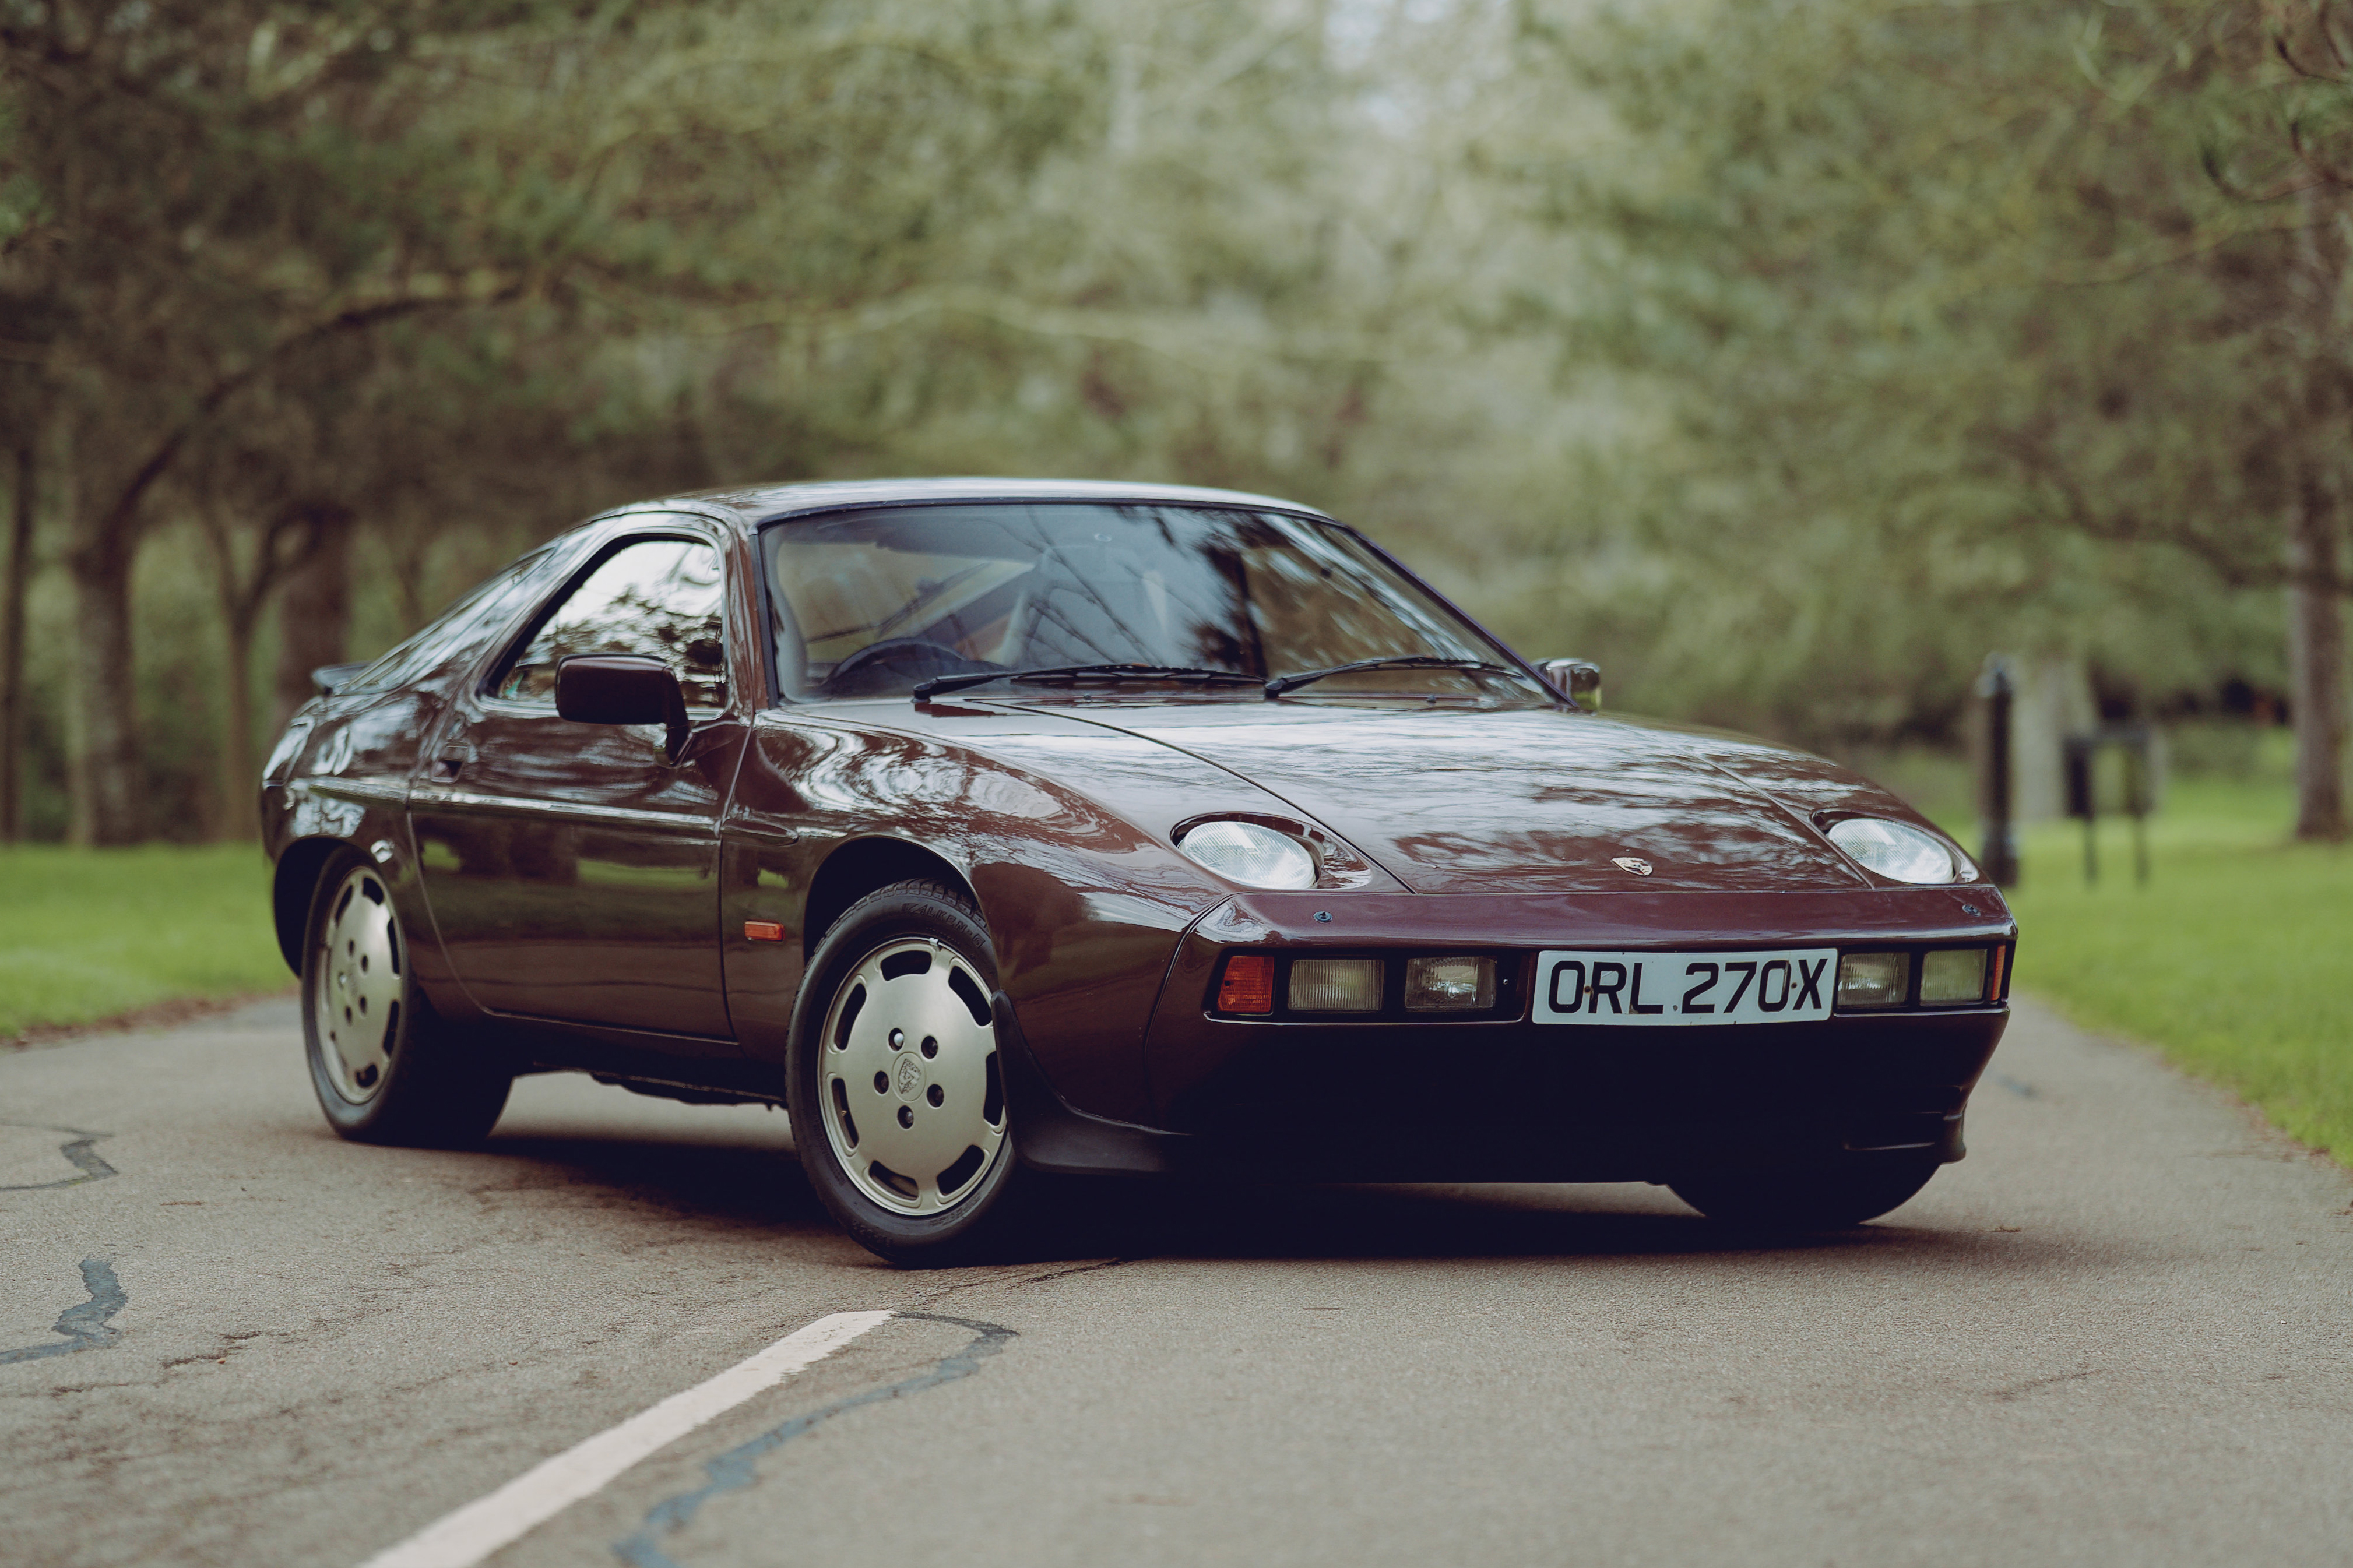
[894,1053,927,1102]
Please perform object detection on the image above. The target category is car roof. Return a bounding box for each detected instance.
[615,476,1338,533]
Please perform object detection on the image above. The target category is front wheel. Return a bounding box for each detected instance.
[1669,1160,1939,1230]
[301,850,512,1147]
[787,879,1025,1266]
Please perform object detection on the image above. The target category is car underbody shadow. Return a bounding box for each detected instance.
[992,1173,2014,1268]
[441,1078,2037,1268]
[474,1129,833,1230]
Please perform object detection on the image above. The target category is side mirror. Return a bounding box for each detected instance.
[311,661,369,698]
[1538,658,1602,709]
[556,654,689,759]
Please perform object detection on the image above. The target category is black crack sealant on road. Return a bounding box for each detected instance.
[0,1257,126,1365]
[0,1123,118,1190]
[612,1313,1018,1568]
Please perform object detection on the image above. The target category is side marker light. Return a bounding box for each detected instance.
[744,921,785,942]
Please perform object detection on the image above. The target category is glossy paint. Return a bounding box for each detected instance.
[407,707,747,1045]
[263,477,2016,1182]
[1014,701,1907,893]
[717,699,1383,1123]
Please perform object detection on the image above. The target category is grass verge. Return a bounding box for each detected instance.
[0,844,290,1040]
[1999,777,2352,1166]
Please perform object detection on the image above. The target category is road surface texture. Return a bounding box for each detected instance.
[3,995,2347,1568]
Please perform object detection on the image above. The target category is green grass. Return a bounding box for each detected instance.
[0,844,290,1038]
[1999,777,2353,1165]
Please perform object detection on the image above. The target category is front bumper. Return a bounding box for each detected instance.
[1134,1008,2000,1182]
[1008,887,2013,1184]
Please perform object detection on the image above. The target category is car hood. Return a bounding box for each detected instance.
[1017,702,1909,894]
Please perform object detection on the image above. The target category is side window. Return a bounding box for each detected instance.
[342,547,560,696]
[495,537,729,709]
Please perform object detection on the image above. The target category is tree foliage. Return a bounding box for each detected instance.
[1496,0,2350,830]
[0,0,2343,840]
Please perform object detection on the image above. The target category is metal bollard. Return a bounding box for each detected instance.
[1977,656,2019,887]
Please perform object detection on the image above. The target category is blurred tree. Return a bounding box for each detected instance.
[2003,2,2351,839]
[0,0,1096,840]
[1506,0,2351,836]
[6,0,2323,844]
[3,2,548,840]
[1,382,31,842]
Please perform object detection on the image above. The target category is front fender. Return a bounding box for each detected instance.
[723,713,1242,1123]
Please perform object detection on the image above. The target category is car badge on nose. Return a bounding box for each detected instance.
[1612,857,1654,877]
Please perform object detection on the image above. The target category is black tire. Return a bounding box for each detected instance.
[301,848,512,1147]
[1669,1160,1939,1230]
[787,878,1032,1266]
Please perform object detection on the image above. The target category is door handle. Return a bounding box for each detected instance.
[434,741,476,780]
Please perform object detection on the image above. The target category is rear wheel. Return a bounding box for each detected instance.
[301,850,511,1147]
[1669,1160,1938,1230]
[787,879,1025,1266]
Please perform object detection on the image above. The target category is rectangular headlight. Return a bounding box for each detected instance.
[1836,952,1909,1009]
[1920,948,1988,1005]
[1289,958,1384,1012]
[1404,956,1496,1011]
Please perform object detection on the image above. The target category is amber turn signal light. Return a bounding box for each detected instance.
[1217,954,1276,1013]
[744,921,785,942]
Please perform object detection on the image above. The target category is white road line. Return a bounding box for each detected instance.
[357,1310,894,1568]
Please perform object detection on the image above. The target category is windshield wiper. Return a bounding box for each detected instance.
[913,663,1264,699]
[1263,655,1530,697]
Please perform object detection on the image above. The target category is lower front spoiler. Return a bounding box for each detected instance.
[998,996,1997,1185]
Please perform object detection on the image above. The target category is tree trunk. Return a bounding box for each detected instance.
[1,435,34,843]
[65,528,145,845]
[2286,478,2347,842]
[219,615,258,841]
[272,504,352,737]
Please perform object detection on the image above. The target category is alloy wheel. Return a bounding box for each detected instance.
[314,865,403,1104]
[815,935,1007,1215]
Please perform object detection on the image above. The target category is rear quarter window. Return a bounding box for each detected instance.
[339,547,564,696]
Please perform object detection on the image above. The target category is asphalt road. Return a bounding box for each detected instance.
[3,996,2347,1568]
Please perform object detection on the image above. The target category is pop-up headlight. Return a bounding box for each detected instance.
[1826,818,1963,885]
[1176,820,1317,889]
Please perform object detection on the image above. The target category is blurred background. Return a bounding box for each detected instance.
[2,0,2347,1157]
[2,0,2345,851]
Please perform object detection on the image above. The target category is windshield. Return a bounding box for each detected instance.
[761,502,1538,702]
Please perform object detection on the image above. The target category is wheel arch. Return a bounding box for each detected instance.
[803,836,977,957]
[272,836,349,972]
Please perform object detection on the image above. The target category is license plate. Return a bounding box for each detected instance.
[1532,947,1837,1026]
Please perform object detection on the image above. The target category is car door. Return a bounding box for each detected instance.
[409,525,748,1048]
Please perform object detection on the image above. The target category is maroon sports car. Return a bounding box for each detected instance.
[264,478,2013,1263]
